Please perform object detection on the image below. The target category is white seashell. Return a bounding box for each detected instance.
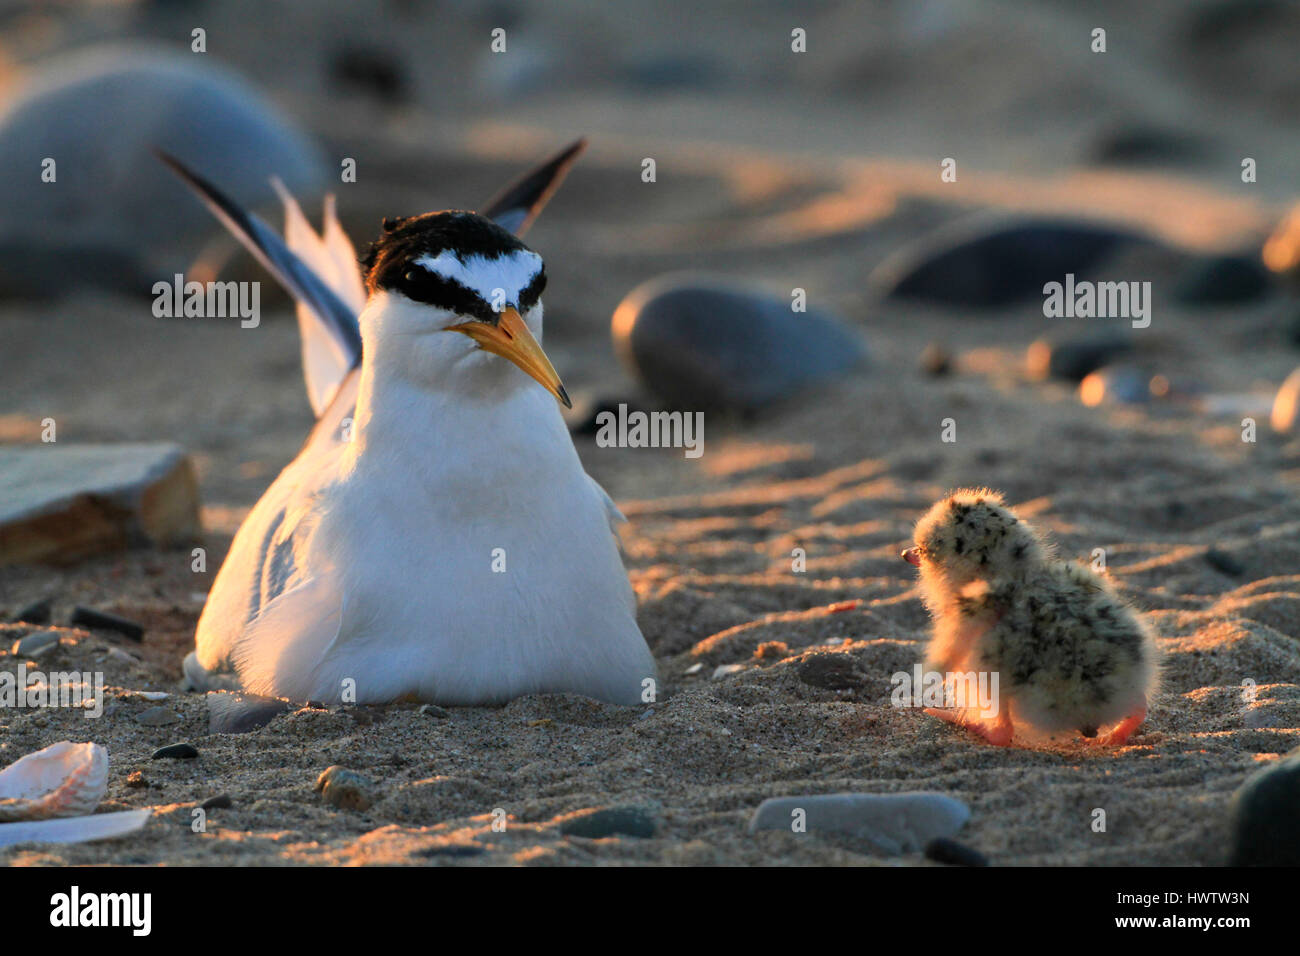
[0,741,108,822]
[0,809,150,848]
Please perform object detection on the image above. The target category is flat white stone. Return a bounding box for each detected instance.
[748,792,970,855]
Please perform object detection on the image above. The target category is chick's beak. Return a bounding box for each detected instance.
[902,547,922,567]
[448,307,572,408]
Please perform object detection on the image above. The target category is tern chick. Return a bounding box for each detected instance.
[902,489,1158,747]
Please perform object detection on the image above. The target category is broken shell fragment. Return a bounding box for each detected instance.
[0,741,109,822]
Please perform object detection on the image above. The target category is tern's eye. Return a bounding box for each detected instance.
[404,270,418,283]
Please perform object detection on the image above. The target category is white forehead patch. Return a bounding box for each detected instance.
[414,249,543,306]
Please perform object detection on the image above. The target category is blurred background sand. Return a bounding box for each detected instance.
[1,0,1299,865]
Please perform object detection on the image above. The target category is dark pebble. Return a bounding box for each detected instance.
[925,836,990,866]
[1229,746,1300,865]
[559,805,658,839]
[207,690,289,734]
[612,274,867,413]
[1090,124,1207,167]
[12,596,52,624]
[797,653,868,690]
[919,342,952,377]
[1172,253,1272,305]
[151,743,199,760]
[871,216,1153,308]
[1027,331,1132,382]
[1205,547,1245,577]
[70,606,144,641]
[200,793,233,810]
[329,45,409,101]
[314,766,376,812]
[417,843,486,858]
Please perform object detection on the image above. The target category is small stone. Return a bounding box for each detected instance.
[12,597,52,624]
[314,766,376,812]
[684,662,704,675]
[711,663,747,680]
[151,743,198,760]
[207,690,288,734]
[1078,366,1158,407]
[200,793,233,810]
[105,647,139,665]
[748,792,970,854]
[919,342,952,377]
[418,704,450,719]
[0,444,199,566]
[1205,547,1244,577]
[798,653,867,690]
[1229,746,1300,865]
[559,805,658,839]
[70,606,144,641]
[125,770,148,789]
[135,690,170,701]
[924,836,990,866]
[1027,331,1132,383]
[1090,123,1206,167]
[417,843,485,858]
[754,640,788,661]
[329,44,409,101]
[135,706,179,727]
[12,629,60,658]
[612,274,867,413]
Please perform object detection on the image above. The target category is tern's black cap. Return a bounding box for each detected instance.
[362,210,546,321]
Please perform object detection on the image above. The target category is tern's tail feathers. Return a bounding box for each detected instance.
[156,150,364,414]
[271,180,368,415]
[481,137,587,237]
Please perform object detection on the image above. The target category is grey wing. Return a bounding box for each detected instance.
[585,473,636,617]
[189,420,345,687]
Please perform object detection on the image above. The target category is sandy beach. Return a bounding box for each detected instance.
[2,0,1299,866]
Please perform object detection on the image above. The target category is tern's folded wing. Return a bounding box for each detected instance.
[586,473,636,617]
[193,427,346,683]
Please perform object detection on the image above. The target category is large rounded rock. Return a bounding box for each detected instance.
[870,215,1154,308]
[0,45,326,295]
[611,274,867,413]
[1172,253,1273,305]
[1229,746,1300,865]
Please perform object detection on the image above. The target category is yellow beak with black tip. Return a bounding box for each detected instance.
[448,307,571,408]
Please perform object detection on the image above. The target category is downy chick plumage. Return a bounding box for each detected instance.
[903,488,1158,746]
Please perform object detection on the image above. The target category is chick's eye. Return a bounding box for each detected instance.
[404,270,418,283]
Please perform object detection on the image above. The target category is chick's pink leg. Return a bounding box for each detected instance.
[924,704,1014,747]
[1088,705,1147,747]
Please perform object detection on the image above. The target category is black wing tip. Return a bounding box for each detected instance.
[153,148,205,189]
[481,136,590,236]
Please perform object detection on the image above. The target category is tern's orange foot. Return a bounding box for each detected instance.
[1085,706,1147,747]
[924,707,1014,747]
